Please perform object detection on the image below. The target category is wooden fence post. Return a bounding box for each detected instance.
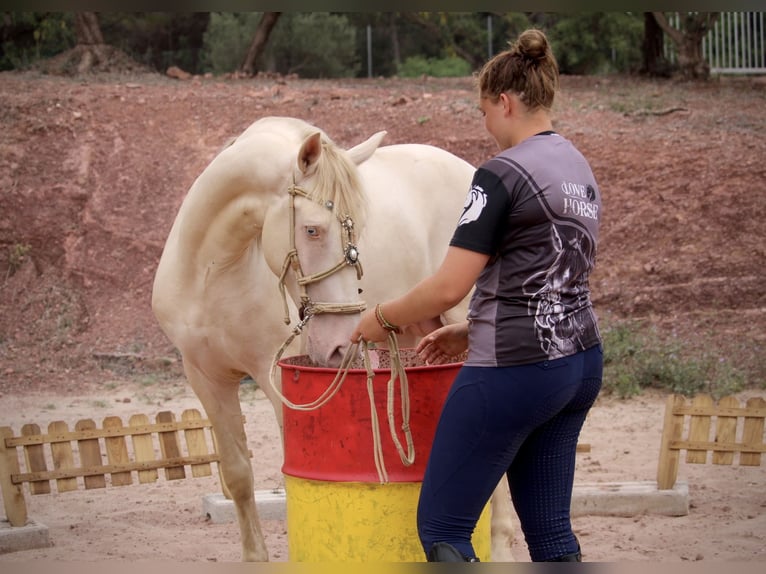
[21,423,50,495]
[686,394,713,464]
[182,409,213,478]
[48,421,78,493]
[129,413,159,484]
[741,397,766,466]
[103,416,133,486]
[0,426,27,527]
[156,411,186,480]
[712,396,740,465]
[76,419,106,489]
[657,394,686,489]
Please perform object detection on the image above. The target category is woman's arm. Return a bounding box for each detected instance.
[351,246,489,343]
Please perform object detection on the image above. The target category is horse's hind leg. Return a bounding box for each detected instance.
[490,477,516,561]
[184,361,269,562]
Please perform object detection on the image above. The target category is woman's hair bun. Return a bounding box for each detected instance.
[515,28,549,63]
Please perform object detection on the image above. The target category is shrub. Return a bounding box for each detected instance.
[601,320,746,399]
[398,55,471,78]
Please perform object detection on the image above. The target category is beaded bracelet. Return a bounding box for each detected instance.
[375,303,402,334]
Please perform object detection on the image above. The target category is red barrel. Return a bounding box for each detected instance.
[280,349,461,482]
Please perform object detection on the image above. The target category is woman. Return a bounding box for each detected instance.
[350,28,603,563]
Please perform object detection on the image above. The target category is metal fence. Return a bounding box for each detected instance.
[666,12,766,74]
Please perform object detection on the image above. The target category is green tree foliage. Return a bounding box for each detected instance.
[533,13,644,74]
[201,12,358,78]
[200,12,260,73]
[263,13,359,78]
[1,13,75,71]
[102,13,209,74]
[0,12,687,78]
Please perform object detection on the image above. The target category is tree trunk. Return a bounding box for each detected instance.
[390,13,401,70]
[74,12,104,45]
[73,12,107,73]
[652,12,720,80]
[641,12,671,76]
[240,12,281,76]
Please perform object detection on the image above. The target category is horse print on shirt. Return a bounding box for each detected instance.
[522,225,599,359]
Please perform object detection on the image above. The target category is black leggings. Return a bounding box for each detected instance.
[416,344,603,561]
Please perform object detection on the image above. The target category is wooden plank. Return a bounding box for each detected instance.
[0,426,27,527]
[657,394,686,489]
[48,420,78,493]
[712,396,740,465]
[670,405,766,418]
[103,416,132,486]
[157,411,185,480]
[130,413,158,484]
[669,440,766,453]
[741,397,765,466]
[6,419,213,447]
[21,423,50,495]
[182,409,212,478]
[11,454,220,483]
[76,419,106,489]
[686,394,713,464]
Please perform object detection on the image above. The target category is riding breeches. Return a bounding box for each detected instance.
[416,344,603,561]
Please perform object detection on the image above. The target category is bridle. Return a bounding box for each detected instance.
[276,180,367,330]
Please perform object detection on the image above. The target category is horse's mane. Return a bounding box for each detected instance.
[300,127,368,231]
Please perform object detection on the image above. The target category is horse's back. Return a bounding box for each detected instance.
[354,143,475,326]
[362,142,474,236]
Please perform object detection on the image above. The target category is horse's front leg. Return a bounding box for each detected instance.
[185,361,269,562]
[490,477,516,561]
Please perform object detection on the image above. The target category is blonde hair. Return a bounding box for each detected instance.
[477,28,559,111]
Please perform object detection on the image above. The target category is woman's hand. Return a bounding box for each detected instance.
[416,321,469,365]
[350,307,389,344]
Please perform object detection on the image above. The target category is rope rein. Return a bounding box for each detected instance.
[266,317,414,484]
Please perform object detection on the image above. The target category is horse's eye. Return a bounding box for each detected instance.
[305,226,319,238]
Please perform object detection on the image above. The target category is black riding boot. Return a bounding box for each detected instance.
[545,541,582,562]
[427,542,480,562]
[546,550,582,562]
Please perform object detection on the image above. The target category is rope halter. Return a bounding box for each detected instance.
[277,182,367,327]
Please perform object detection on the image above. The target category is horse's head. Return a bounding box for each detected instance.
[262,128,386,367]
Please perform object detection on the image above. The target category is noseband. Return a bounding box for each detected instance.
[277,182,366,328]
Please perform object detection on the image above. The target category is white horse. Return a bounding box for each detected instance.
[152,116,514,562]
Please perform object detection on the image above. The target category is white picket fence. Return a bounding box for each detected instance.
[666,12,766,75]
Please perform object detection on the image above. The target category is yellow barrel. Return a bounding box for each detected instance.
[280,351,491,562]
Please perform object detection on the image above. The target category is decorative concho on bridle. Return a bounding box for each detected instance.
[276,180,367,331]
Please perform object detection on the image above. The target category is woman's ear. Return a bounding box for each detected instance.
[499,92,513,116]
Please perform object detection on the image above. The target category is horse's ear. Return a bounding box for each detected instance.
[298,132,323,174]
[347,131,387,166]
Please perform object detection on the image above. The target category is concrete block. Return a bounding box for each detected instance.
[0,519,52,554]
[571,480,690,517]
[203,481,690,524]
[203,488,286,523]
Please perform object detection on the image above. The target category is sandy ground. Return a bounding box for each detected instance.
[0,375,764,563]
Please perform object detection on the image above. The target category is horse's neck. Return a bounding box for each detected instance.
[175,187,268,273]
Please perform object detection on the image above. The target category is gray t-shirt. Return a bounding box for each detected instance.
[450,132,602,366]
